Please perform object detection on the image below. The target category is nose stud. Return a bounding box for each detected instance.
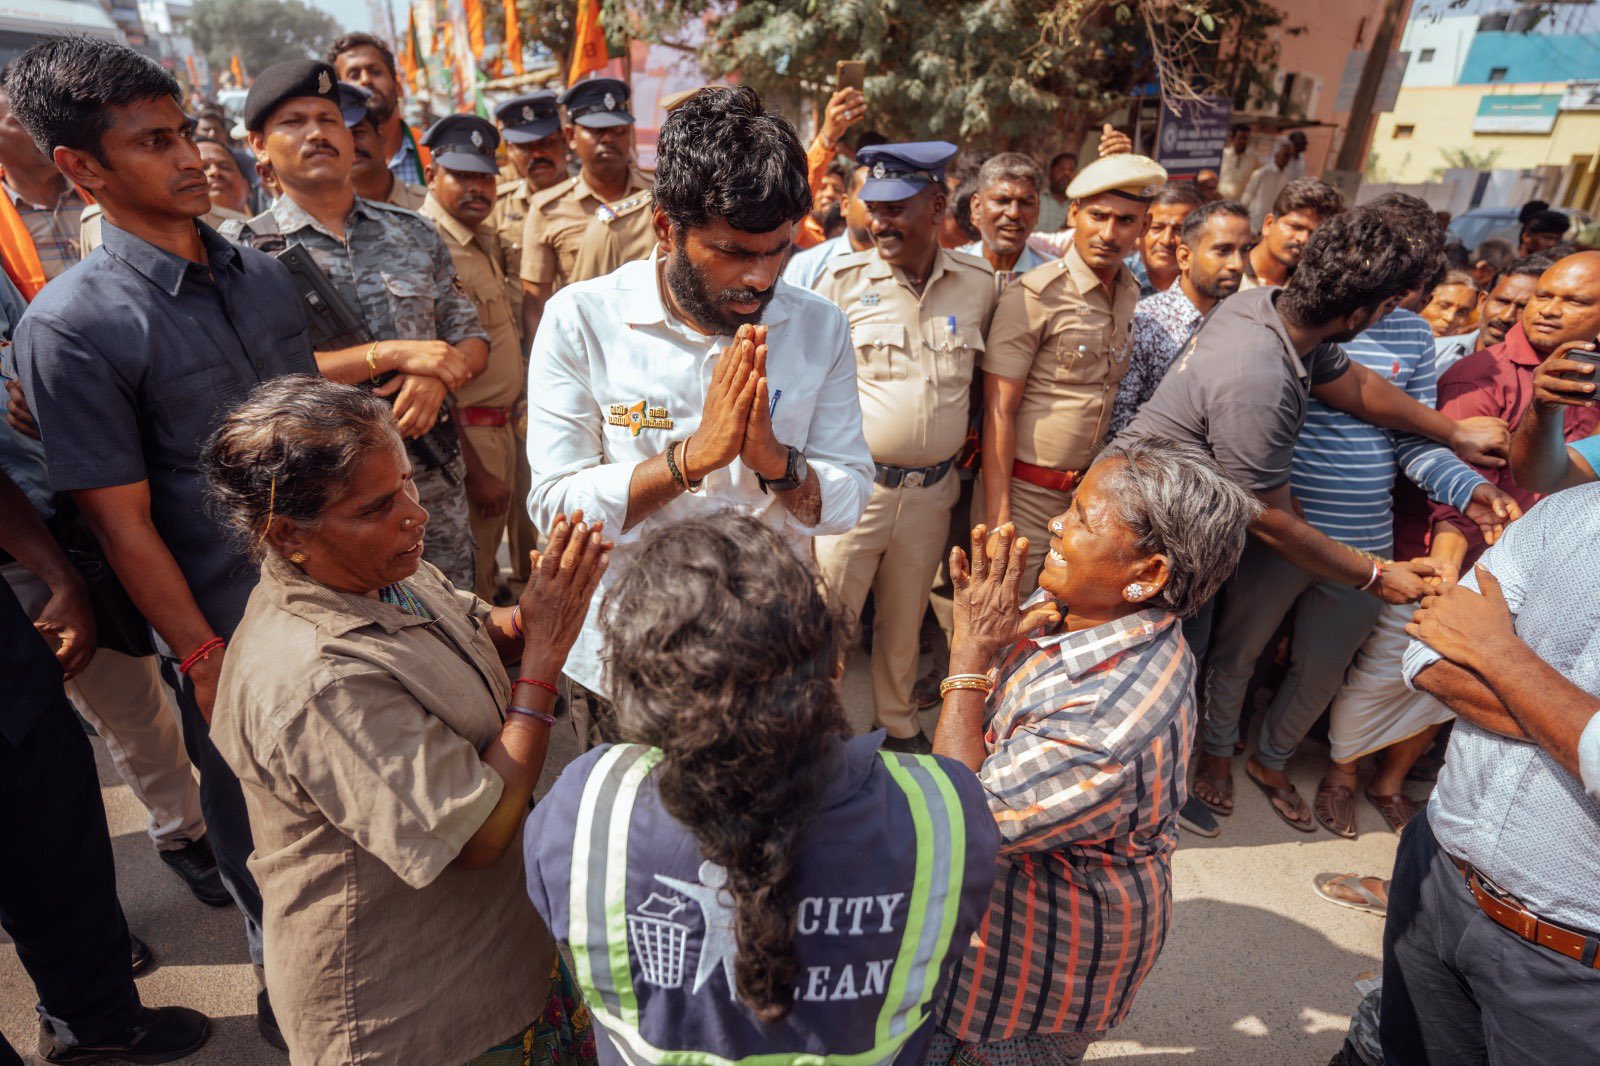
[1050,519,1064,535]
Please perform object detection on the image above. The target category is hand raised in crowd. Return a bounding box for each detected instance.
[517,510,611,680]
[1375,558,1439,605]
[739,326,790,480]
[1529,340,1598,409]
[820,87,866,147]
[949,523,1062,666]
[1448,414,1510,469]
[35,574,96,679]
[5,377,40,441]
[383,339,477,393]
[1097,124,1134,158]
[377,373,449,438]
[1461,482,1522,546]
[684,326,759,481]
[1405,564,1518,673]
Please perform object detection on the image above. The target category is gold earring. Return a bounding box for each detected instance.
[289,552,308,565]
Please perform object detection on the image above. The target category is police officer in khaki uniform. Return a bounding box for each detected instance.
[519,78,651,337]
[490,90,567,327]
[979,153,1165,582]
[419,115,526,600]
[565,86,709,281]
[814,142,997,753]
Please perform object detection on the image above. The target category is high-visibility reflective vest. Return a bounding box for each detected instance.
[566,743,973,1064]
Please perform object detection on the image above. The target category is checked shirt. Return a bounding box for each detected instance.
[938,602,1195,1041]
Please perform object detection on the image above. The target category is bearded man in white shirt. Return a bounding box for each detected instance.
[525,85,873,747]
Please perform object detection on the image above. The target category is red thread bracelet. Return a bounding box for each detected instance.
[179,637,226,675]
[515,677,559,697]
[506,703,557,726]
[511,605,524,638]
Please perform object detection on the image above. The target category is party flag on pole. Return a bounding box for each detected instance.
[503,0,524,75]
[401,3,421,92]
[465,0,485,59]
[230,52,247,87]
[568,0,607,83]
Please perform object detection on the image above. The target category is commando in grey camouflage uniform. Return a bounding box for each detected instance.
[223,196,487,589]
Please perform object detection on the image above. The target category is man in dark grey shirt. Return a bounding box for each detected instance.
[6,37,315,1050]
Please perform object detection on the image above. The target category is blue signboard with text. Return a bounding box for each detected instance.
[1155,96,1232,177]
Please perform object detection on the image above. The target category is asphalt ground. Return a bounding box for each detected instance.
[2,612,1406,1064]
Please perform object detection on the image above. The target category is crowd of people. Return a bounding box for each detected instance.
[1,27,1598,1066]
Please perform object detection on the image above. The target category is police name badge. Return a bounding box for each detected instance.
[861,292,881,306]
[608,400,674,436]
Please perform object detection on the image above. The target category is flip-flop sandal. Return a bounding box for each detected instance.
[1192,772,1235,816]
[1313,872,1389,917]
[1314,781,1357,839]
[1246,764,1316,832]
[1366,791,1419,834]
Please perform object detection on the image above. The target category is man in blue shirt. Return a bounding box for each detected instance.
[7,36,320,1049]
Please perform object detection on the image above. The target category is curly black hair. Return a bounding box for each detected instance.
[1279,207,1424,328]
[1270,176,1345,222]
[653,85,811,234]
[2,37,179,163]
[1366,191,1448,294]
[601,515,851,1022]
[326,32,397,76]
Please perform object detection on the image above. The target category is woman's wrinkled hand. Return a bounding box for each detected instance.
[517,510,611,676]
[949,523,1061,667]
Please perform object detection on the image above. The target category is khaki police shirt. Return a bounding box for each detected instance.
[490,177,533,310]
[419,194,524,411]
[569,188,657,282]
[814,247,997,468]
[518,168,652,290]
[982,244,1139,472]
[386,178,428,211]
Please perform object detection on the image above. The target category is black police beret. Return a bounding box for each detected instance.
[243,60,341,132]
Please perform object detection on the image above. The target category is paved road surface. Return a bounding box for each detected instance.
[3,636,1404,1064]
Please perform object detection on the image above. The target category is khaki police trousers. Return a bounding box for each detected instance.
[464,422,519,600]
[508,422,536,594]
[816,472,960,739]
[985,475,1076,590]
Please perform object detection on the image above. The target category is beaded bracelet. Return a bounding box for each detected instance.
[506,703,557,726]
[515,677,559,697]
[178,637,226,675]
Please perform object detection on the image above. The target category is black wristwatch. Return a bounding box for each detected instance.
[758,445,807,494]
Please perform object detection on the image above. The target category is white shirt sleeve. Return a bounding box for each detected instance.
[524,296,642,544]
[1580,711,1600,801]
[790,306,873,538]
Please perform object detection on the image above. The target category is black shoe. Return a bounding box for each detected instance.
[1178,795,1221,838]
[39,1006,209,1064]
[881,731,933,755]
[130,933,153,976]
[159,839,231,908]
[257,990,287,1052]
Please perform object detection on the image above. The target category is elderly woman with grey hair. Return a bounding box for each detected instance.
[201,375,607,1063]
[930,438,1259,1062]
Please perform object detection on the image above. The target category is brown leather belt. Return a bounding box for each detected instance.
[458,405,512,428]
[1011,459,1081,494]
[1448,853,1600,969]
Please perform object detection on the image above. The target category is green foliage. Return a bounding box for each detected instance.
[190,0,342,76]
[1440,147,1501,171]
[609,0,1286,152]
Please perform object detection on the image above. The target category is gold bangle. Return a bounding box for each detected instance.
[939,672,994,698]
[365,341,381,384]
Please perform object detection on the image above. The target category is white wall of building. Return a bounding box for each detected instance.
[1399,14,1478,86]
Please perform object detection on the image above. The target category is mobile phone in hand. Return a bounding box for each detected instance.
[1561,347,1600,381]
[835,60,865,92]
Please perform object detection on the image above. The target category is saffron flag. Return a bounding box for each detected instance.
[569,0,608,83]
[503,0,524,75]
[401,5,420,92]
[230,53,247,87]
[465,0,485,58]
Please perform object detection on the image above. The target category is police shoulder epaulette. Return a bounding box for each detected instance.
[496,179,524,197]
[530,175,579,211]
[597,190,653,225]
[1019,257,1067,296]
[824,248,877,275]
[946,249,993,272]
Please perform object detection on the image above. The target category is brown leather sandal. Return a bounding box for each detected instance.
[1314,781,1357,839]
[1366,791,1419,834]
[1192,770,1235,815]
[1246,763,1315,833]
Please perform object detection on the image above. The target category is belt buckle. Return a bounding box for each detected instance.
[903,470,926,489]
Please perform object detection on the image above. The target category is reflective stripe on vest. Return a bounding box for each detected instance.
[567,744,968,1065]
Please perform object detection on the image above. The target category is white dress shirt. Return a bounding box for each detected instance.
[526,254,873,693]
[782,234,850,290]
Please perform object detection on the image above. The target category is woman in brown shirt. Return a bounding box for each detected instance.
[203,376,609,1064]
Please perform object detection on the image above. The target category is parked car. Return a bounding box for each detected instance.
[1448,205,1593,252]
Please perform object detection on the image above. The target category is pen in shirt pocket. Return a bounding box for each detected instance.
[769,388,783,419]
